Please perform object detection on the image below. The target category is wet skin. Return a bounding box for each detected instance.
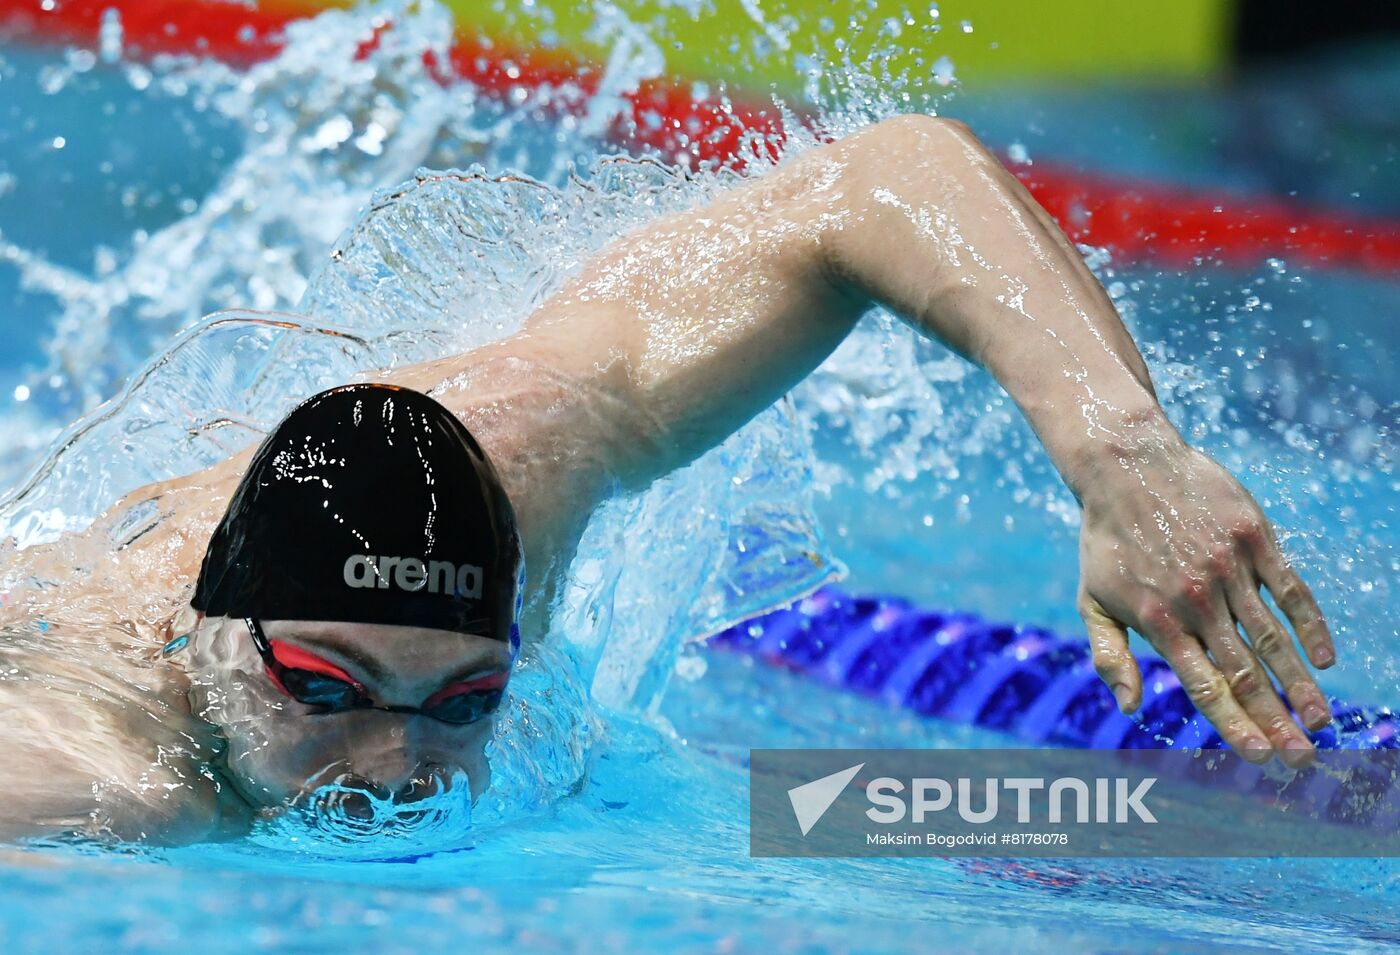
[0,115,1336,842]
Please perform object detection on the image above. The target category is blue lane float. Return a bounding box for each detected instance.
[711,587,1397,752]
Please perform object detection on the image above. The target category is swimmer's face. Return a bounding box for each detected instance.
[190,618,511,810]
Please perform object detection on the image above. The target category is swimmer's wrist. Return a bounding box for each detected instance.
[1048,402,1187,503]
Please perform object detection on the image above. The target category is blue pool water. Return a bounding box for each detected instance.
[1,3,1398,952]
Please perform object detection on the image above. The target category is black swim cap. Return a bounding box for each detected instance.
[193,383,522,641]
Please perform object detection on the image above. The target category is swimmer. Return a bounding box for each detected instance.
[0,115,1336,842]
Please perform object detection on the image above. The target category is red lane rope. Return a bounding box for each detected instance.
[3,0,1397,276]
[1018,164,1400,273]
[0,0,294,62]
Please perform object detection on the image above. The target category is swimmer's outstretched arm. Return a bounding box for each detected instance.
[517,114,1335,765]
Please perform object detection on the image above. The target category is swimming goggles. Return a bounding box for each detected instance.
[244,618,507,725]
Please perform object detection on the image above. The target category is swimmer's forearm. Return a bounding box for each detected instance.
[825,116,1177,497]
[820,118,1336,763]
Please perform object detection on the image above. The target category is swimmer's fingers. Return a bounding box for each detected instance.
[1195,593,1315,768]
[1254,541,1335,671]
[1227,584,1332,734]
[1148,627,1273,764]
[1079,595,1140,713]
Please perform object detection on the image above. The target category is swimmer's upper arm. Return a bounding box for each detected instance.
[513,140,876,490]
[394,119,968,501]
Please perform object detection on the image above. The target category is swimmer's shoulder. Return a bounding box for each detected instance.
[385,337,659,497]
[383,341,645,621]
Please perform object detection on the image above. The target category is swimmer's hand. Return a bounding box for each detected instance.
[1073,428,1335,768]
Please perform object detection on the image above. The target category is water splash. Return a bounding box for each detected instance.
[0,0,601,438]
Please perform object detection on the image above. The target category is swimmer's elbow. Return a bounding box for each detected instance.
[872,112,971,138]
[835,114,1005,213]
[846,113,981,162]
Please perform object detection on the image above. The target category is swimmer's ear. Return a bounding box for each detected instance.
[163,605,203,641]
[158,607,208,660]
